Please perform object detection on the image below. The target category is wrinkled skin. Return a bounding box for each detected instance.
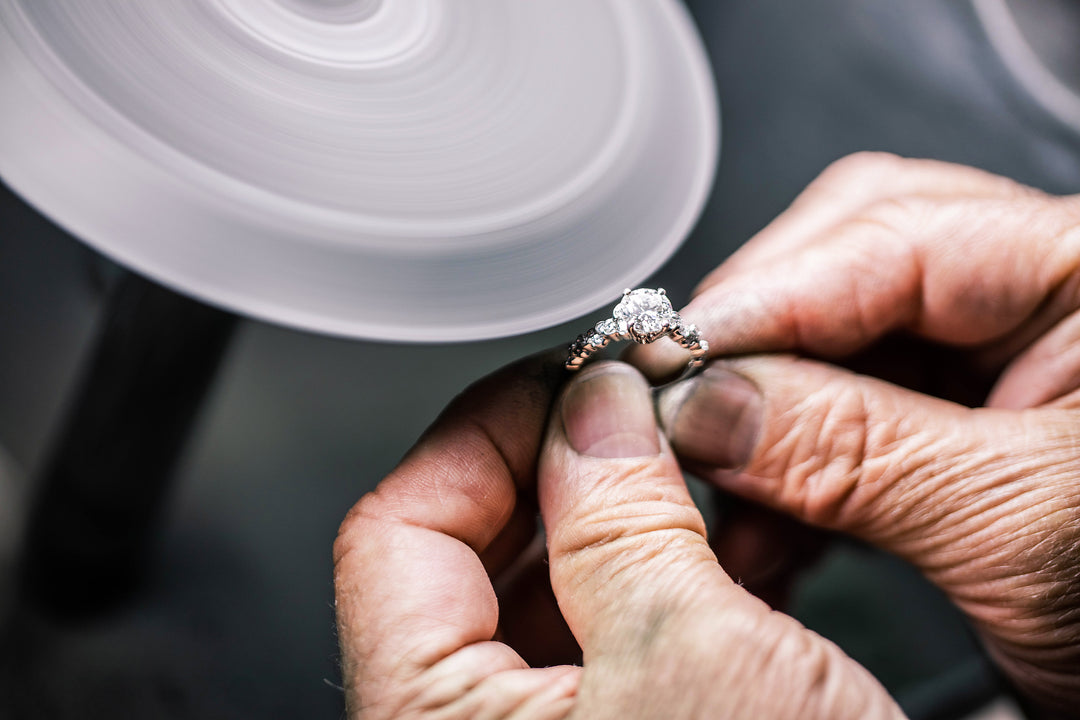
[335,154,1080,718]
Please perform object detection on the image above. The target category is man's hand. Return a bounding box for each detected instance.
[333,354,902,719]
[630,153,1080,713]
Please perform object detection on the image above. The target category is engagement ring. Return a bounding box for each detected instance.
[566,288,709,380]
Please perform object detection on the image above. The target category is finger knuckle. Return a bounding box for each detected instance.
[763,616,885,718]
[715,610,889,718]
[762,617,835,697]
[557,507,711,591]
[851,194,937,239]
[1050,195,1080,260]
[818,151,906,188]
[333,491,381,569]
[549,468,711,591]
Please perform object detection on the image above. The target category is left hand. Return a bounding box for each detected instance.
[333,353,903,719]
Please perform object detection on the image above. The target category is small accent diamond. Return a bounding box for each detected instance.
[586,331,605,347]
[595,318,619,336]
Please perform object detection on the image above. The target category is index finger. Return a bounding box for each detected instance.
[630,188,1080,376]
[332,350,578,719]
[705,153,1031,287]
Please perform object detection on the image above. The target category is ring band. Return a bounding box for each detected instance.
[566,287,709,380]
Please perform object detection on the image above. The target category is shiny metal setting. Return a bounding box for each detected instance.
[566,287,709,382]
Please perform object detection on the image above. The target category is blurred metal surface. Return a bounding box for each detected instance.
[0,0,717,341]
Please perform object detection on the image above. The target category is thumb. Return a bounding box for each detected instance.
[539,361,903,719]
[539,360,721,655]
[656,356,1055,559]
[656,356,1080,713]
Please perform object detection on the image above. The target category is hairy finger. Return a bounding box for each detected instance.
[333,351,577,719]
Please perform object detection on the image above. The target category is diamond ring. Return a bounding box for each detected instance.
[566,288,709,380]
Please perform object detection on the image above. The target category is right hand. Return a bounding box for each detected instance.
[629,152,1080,715]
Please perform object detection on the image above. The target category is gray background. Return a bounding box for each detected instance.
[2,1,1080,717]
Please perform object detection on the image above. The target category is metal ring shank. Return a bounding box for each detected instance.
[566,317,709,384]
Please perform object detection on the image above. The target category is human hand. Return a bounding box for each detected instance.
[630,152,1080,714]
[333,353,905,719]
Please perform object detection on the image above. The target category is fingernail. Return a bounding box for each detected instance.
[657,365,763,469]
[561,363,661,458]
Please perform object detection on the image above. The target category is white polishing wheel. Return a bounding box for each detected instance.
[0,0,718,341]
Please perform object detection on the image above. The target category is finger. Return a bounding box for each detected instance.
[333,350,579,719]
[701,153,1032,290]
[987,282,1080,409]
[671,191,1074,365]
[538,360,723,654]
[657,357,1080,708]
[630,180,1080,380]
[658,357,1017,556]
[539,361,902,719]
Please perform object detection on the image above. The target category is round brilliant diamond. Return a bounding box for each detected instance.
[614,289,673,336]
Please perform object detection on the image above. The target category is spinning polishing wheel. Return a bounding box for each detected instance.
[0,0,718,341]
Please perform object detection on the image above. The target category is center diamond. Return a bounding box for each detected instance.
[614,288,673,339]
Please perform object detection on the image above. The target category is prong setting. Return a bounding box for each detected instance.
[567,287,707,382]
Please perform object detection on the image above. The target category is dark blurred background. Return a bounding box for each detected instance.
[2,1,1079,717]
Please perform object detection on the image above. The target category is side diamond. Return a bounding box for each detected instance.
[595,318,619,336]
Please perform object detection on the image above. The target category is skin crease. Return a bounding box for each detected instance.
[336,153,1080,718]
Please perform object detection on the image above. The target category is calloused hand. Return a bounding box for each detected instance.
[628,152,1080,714]
[333,353,904,719]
